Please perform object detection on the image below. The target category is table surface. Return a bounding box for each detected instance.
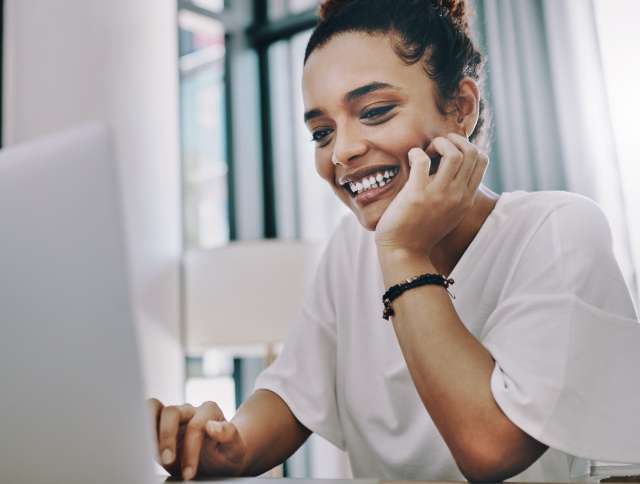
[157,479,590,484]
[157,478,640,483]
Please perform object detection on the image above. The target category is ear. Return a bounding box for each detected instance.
[454,78,480,138]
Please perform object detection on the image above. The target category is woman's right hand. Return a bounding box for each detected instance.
[147,398,248,480]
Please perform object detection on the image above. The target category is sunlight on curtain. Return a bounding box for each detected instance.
[593,0,640,308]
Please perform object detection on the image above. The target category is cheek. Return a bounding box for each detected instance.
[315,152,335,185]
[368,120,432,162]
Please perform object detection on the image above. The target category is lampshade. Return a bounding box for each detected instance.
[183,239,325,355]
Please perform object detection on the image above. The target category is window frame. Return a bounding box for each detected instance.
[248,1,318,239]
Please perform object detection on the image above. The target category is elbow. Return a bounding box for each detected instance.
[455,436,548,483]
[457,451,513,483]
[459,462,517,482]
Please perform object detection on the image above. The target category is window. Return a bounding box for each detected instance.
[178,2,230,249]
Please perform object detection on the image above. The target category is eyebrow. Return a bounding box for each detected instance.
[303,81,401,123]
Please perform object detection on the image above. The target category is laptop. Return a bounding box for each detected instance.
[0,124,158,484]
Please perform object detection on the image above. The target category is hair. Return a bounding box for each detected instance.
[304,0,490,151]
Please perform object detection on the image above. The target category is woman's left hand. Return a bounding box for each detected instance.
[374,133,489,255]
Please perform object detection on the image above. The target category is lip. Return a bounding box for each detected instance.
[350,172,399,207]
[338,164,400,186]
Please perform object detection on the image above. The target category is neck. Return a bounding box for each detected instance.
[429,185,500,277]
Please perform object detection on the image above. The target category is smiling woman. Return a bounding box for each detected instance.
[149,1,640,481]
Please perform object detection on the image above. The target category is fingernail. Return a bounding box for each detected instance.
[408,147,423,162]
[207,420,219,432]
[161,449,173,465]
[183,466,194,481]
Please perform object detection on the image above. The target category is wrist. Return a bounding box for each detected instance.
[377,248,438,289]
[377,245,433,267]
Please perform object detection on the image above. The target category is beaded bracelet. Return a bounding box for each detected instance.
[382,273,455,321]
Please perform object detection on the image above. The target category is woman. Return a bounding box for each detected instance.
[149,0,640,481]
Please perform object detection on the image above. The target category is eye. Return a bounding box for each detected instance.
[310,127,333,144]
[360,104,396,122]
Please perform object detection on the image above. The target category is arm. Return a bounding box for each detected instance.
[232,389,311,476]
[149,390,310,480]
[378,248,547,482]
[374,135,546,481]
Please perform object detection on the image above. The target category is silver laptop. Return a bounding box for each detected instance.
[0,124,157,484]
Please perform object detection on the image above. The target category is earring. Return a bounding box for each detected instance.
[457,117,467,138]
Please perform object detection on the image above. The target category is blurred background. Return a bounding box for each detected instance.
[2,0,639,477]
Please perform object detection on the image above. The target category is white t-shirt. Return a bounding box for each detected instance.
[254,190,640,481]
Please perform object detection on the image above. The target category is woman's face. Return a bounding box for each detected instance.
[302,32,461,230]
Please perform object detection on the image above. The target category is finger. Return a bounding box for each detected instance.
[467,152,489,191]
[407,147,431,187]
[147,398,163,442]
[446,133,480,187]
[425,137,464,185]
[207,421,246,464]
[206,420,237,444]
[158,404,196,468]
[181,401,225,481]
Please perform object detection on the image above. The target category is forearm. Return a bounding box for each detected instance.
[231,389,311,476]
[378,248,546,480]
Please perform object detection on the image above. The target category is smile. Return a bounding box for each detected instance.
[342,167,400,206]
[344,167,400,197]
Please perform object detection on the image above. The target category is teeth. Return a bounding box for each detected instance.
[346,167,398,196]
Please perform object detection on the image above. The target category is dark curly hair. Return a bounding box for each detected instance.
[304,0,490,151]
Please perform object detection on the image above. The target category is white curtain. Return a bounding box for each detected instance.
[474,0,638,308]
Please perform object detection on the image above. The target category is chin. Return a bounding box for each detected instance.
[354,204,385,232]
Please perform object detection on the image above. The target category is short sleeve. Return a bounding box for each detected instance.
[481,198,640,463]
[253,218,350,450]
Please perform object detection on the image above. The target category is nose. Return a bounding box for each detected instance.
[331,122,368,167]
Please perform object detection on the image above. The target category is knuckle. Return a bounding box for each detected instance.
[448,154,463,169]
[147,398,163,415]
[162,405,179,421]
[431,192,445,207]
[464,146,479,159]
[186,419,202,432]
[200,400,223,417]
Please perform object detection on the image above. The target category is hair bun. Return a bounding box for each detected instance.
[319,0,473,32]
[434,0,472,32]
[318,0,350,21]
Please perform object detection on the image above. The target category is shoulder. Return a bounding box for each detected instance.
[503,189,605,220]
[501,190,612,251]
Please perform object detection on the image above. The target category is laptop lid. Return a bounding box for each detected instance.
[0,123,156,484]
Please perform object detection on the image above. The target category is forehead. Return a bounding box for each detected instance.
[302,32,429,108]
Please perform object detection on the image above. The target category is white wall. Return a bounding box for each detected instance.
[3,0,184,402]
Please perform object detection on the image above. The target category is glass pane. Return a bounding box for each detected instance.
[269,29,349,241]
[269,0,320,19]
[192,0,225,13]
[179,15,230,248]
[288,0,320,14]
